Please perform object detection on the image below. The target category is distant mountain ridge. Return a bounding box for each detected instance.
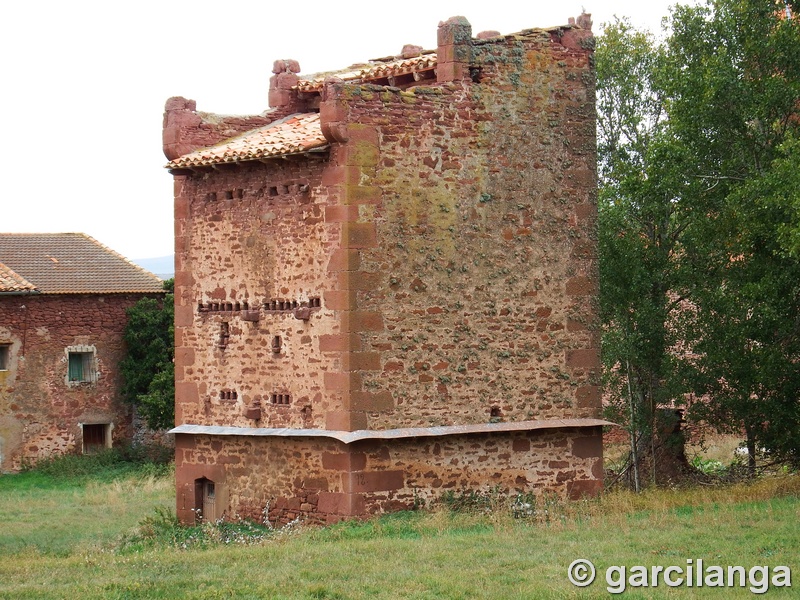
[132,255,174,280]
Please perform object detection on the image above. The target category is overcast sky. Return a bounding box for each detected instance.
[1,0,692,260]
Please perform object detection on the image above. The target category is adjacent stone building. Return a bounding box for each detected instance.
[0,233,165,471]
[165,14,606,524]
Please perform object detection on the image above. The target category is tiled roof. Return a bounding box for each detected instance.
[166,25,571,169]
[295,52,438,92]
[0,262,37,293]
[0,233,165,295]
[166,54,436,170]
[167,113,327,169]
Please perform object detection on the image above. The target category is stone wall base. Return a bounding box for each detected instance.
[175,425,603,525]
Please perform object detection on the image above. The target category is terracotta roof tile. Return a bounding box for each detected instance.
[0,262,37,293]
[167,113,327,169]
[166,25,571,169]
[0,233,165,294]
[293,24,569,93]
[295,52,438,92]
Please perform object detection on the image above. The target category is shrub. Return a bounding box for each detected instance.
[21,443,172,480]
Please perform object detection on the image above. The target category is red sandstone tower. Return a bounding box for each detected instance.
[164,15,606,524]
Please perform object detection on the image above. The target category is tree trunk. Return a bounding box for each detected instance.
[745,427,757,477]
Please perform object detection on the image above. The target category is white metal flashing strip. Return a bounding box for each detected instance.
[170,418,612,444]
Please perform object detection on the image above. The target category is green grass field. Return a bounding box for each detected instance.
[0,454,797,599]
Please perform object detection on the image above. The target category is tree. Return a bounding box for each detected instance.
[768,136,800,256]
[120,279,175,430]
[682,137,800,470]
[597,0,800,480]
[597,18,697,486]
[663,0,800,469]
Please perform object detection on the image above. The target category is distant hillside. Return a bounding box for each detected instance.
[132,255,174,280]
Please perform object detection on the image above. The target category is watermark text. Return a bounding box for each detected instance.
[567,559,792,594]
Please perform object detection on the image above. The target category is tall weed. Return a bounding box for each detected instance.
[19,442,172,482]
[119,506,302,552]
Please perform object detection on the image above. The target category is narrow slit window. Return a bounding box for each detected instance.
[271,393,291,405]
[219,322,230,348]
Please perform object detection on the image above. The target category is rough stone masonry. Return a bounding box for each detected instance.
[164,13,607,525]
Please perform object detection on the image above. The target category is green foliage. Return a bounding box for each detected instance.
[764,135,800,256]
[438,488,501,512]
[19,444,173,482]
[690,455,726,475]
[597,1,800,476]
[0,452,174,556]
[2,473,799,599]
[136,362,176,431]
[2,460,799,598]
[120,507,285,552]
[120,279,175,430]
[597,16,695,477]
[663,1,800,468]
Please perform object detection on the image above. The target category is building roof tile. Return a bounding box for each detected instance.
[166,113,327,169]
[0,233,165,294]
[0,262,37,293]
[294,52,438,92]
[165,24,570,170]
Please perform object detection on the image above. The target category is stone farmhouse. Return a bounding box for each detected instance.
[0,233,165,471]
[165,14,606,524]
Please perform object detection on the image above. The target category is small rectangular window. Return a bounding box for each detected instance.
[0,345,9,370]
[68,351,95,383]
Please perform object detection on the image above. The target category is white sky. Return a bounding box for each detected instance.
[0,0,688,260]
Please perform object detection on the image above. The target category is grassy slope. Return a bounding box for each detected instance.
[0,466,797,599]
[0,469,172,556]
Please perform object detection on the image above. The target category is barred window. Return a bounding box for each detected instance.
[65,345,97,384]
